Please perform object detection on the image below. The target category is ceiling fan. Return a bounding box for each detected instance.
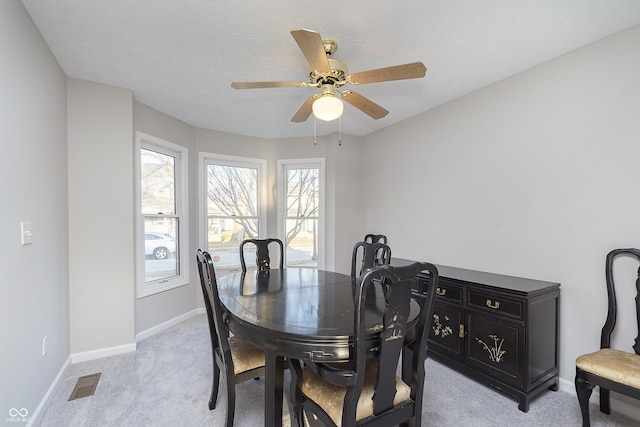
[231,29,427,123]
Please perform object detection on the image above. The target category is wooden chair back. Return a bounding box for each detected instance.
[351,240,392,278]
[196,249,235,381]
[239,238,284,272]
[364,233,387,244]
[196,249,266,426]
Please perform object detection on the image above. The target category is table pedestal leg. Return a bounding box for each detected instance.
[265,347,284,427]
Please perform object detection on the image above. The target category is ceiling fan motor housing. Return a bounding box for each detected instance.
[308,58,349,87]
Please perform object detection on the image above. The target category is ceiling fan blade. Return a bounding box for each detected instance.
[231,81,305,89]
[291,29,331,73]
[291,95,318,122]
[349,62,427,85]
[341,91,389,120]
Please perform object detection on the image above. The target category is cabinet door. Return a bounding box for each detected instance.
[466,312,525,388]
[428,302,464,361]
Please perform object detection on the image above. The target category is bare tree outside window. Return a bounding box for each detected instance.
[284,167,320,267]
[205,160,320,270]
[285,168,319,243]
[206,163,261,269]
[207,164,258,236]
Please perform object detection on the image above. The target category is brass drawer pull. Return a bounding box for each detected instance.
[486,299,500,309]
[436,287,447,296]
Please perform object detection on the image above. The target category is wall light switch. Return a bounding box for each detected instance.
[21,221,33,245]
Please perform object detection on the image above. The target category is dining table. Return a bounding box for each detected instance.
[216,267,422,427]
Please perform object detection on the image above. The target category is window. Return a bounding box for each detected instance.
[200,153,266,271]
[136,132,188,297]
[278,159,325,269]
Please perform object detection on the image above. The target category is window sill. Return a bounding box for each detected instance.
[137,277,189,298]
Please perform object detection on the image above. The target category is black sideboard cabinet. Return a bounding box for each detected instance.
[394,259,560,412]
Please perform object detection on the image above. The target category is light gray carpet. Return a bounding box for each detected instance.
[36,314,638,426]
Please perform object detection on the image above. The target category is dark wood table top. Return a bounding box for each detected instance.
[217,267,421,361]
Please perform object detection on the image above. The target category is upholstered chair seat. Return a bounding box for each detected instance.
[228,337,266,375]
[576,348,640,389]
[299,358,411,427]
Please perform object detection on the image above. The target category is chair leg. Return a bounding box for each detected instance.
[599,387,611,414]
[210,362,220,410]
[575,373,594,427]
[287,359,305,427]
[226,378,236,427]
[287,379,300,427]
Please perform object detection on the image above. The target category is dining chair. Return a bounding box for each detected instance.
[363,233,387,244]
[575,248,640,427]
[196,249,266,426]
[351,240,392,278]
[239,238,284,272]
[288,261,439,427]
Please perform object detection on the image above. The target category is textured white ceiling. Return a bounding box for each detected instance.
[21,0,640,139]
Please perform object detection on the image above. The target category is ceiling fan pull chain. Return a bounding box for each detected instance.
[338,116,342,146]
[313,115,317,145]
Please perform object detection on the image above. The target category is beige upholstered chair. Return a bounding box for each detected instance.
[196,249,266,426]
[575,248,640,427]
[288,262,439,427]
[239,238,284,272]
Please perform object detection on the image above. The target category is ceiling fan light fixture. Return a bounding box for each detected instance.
[312,94,343,121]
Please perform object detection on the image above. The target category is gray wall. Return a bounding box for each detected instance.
[361,25,640,386]
[67,78,135,355]
[0,1,69,419]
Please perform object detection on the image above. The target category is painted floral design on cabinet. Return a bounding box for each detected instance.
[432,314,453,338]
[475,334,506,362]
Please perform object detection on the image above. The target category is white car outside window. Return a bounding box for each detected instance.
[145,232,176,259]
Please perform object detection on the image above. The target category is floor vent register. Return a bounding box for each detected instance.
[68,373,101,401]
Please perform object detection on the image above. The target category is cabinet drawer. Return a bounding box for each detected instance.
[467,291,523,320]
[434,281,463,304]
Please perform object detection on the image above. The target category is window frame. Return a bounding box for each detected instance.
[199,152,267,270]
[277,158,325,269]
[135,131,189,298]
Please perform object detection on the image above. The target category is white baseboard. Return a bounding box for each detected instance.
[26,355,71,427]
[70,342,137,364]
[135,308,203,342]
[558,376,640,421]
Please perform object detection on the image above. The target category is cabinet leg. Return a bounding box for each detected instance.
[518,396,530,413]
